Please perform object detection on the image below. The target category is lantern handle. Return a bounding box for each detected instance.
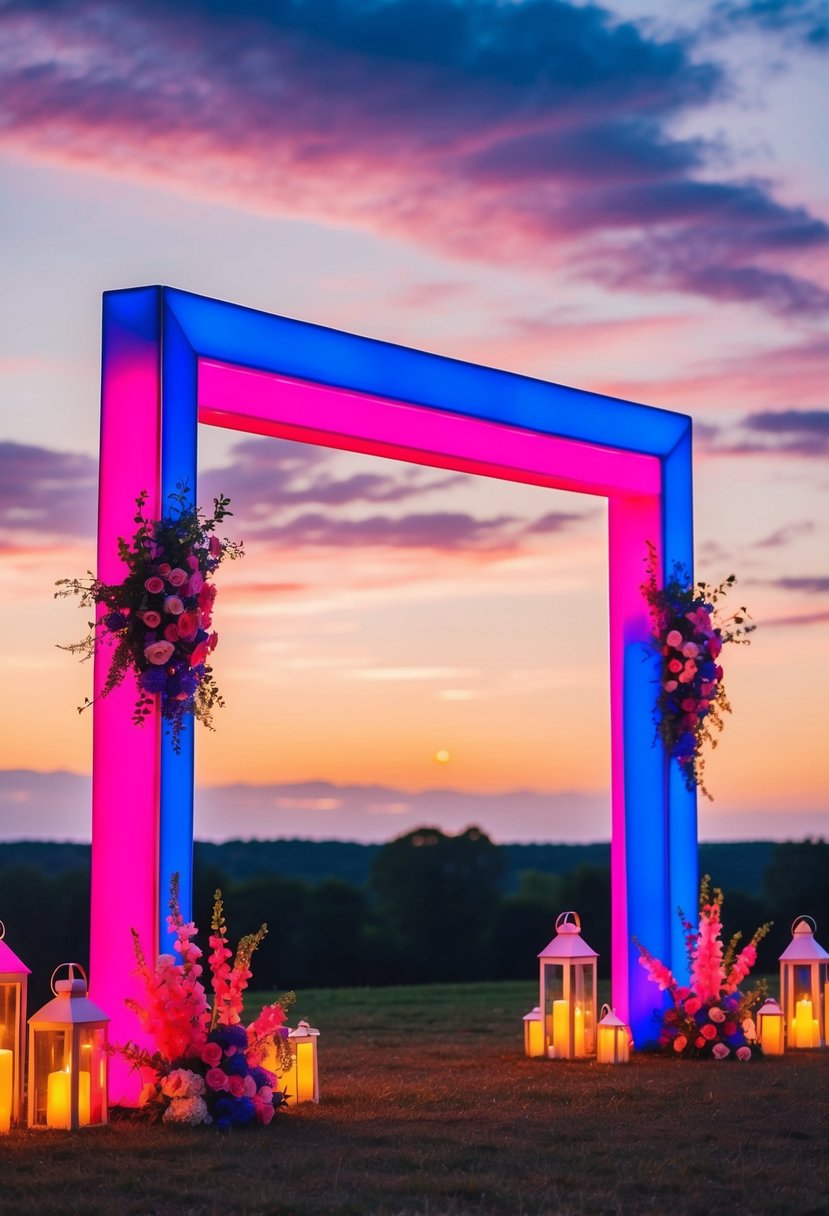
[50,962,89,995]
[599,1003,612,1020]
[792,915,817,936]
[0,920,4,941]
[555,910,581,932]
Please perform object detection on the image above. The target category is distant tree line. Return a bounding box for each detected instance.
[1,831,826,1009]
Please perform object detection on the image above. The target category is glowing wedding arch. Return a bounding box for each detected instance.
[92,286,696,1054]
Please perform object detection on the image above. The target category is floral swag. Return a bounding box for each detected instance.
[57,484,243,750]
[642,542,754,798]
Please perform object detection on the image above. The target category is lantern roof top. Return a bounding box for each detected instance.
[598,1006,627,1029]
[537,910,598,960]
[779,916,829,963]
[0,931,31,976]
[28,964,109,1027]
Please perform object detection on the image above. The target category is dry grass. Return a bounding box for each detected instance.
[2,981,827,1216]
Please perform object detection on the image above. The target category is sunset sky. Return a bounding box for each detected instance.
[0,0,827,845]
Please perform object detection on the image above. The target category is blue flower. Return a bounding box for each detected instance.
[104,610,128,632]
[227,1053,250,1077]
[139,668,167,694]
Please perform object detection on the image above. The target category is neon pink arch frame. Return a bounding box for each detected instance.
[92,286,695,1076]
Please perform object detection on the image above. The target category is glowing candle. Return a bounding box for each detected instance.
[295,1041,315,1103]
[552,1000,570,1059]
[0,1048,12,1133]
[792,998,815,1049]
[757,1001,784,1056]
[47,1068,90,1129]
[527,1018,544,1058]
[574,1005,586,1058]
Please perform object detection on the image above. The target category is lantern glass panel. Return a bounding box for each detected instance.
[542,963,566,1055]
[573,963,596,1056]
[0,983,18,1132]
[79,1027,108,1125]
[0,983,17,1051]
[31,1027,67,1128]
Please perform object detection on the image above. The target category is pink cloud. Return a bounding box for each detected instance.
[1,0,827,315]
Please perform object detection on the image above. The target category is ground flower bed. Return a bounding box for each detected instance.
[2,981,827,1216]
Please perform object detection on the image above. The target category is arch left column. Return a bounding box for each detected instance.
[90,287,197,1102]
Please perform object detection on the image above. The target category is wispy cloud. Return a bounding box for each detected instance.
[0,441,96,537]
[710,0,828,50]
[765,575,829,593]
[2,0,827,315]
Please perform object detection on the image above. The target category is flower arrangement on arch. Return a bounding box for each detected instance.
[636,876,770,1061]
[641,542,754,797]
[56,483,243,750]
[117,877,295,1129]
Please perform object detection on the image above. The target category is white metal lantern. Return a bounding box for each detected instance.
[522,1007,544,1058]
[596,1004,630,1064]
[538,911,598,1059]
[28,964,109,1130]
[756,998,785,1056]
[0,921,30,1132]
[265,1021,321,1106]
[779,916,829,1049]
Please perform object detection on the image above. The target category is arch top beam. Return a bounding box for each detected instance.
[93,284,696,1090]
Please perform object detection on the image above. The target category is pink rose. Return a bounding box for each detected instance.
[684,996,701,1015]
[188,572,204,596]
[664,680,678,692]
[701,1023,718,1041]
[680,698,697,712]
[144,640,175,666]
[144,576,165,595]
[672,1035,687,1053]
[243,1075,257,1098]
[712,1042,730,1060]
[163,595,184,616]
[694,1036,706,1049]
[708,635,723,658]
[724,1022,738,1036]
[669,659,683,674]
[736,1046,752,1062]
[201,1042,222,1068]
[708,1007,726,1023]
[209,535,222,557]
[665,629,683,648]
[163,623,180,642]
[187,554,200,571]
[257,1085,274,1103]
[205,1067,229,1092]
[256,1103,275,1126]
[168,567,189,587]
[228,1075,245,1098]
[177,611,198,639]
[157,563,172,577]
[681,641,699,658]
[142,611,162,628]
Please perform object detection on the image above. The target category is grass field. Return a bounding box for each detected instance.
[2,980,827,1216]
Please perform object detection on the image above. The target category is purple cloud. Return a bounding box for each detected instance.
[0,441,96,536]
[250,510,523,551]
[1,0,826,315]
[766,576,829,593]
[204,437,463,516]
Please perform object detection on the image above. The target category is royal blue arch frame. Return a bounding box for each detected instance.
[92,285,696,1073]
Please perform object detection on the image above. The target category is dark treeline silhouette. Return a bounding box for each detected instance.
[0,832,824,1009]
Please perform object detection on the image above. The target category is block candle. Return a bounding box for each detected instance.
[0,1049,12,1133]
[574,1005,586,1058]
[792,998,816,1049]
[552,1000,570,1058]
[47,1068,90,1129]
[295,1041,315,1103]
